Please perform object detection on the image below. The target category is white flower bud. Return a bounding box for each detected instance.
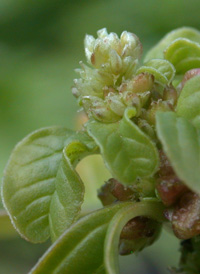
[109,49,122,74]
[92,39,110,67]
[106,93,126,116]
[120,31,143,59]
[97,28,108,38]
[84,35,95,64]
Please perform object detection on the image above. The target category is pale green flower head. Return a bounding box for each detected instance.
[72,29,144,121]
[84,28,142,73]
[72,28,177,123]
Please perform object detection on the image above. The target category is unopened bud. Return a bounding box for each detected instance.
[98,178,135,206]
[120,31,143,59]
[120,73,154,94]
[119,217,160,255]
[172,192,200,239]
[156,177,188,207]
[84,34,95,63]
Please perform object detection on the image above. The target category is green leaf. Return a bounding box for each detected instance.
[49,131,99,241]
[2,127,98,243]
[156,112,200,194]
[105,200,165,274]
[2,126,73,243]
[177,75,200,128]
[30,202,134,274]
[0,211,17,239]
[145,27,200,61]
[164,39,200,74]
[136,59,175,85]
[86,108,159,185]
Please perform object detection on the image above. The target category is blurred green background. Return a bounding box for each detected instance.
[0,0,200,273]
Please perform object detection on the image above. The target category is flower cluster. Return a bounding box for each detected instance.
[72,28,177,124]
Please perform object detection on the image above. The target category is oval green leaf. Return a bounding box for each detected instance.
[136,59,175,85]
[144,27,200,62]
[2,127,97,243]
[177,75,200,128]
[49,131,99,241]
[105,200,165,274]
[30,202,134,274]
[156,112,200,194]
[2,126,73,243]
[86,108,159,185]
[164,38,200,74]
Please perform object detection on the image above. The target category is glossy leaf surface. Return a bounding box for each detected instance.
[177,75,200,128]
[136,59,175,85]
[156,112,200,194]
[86,108,159,185]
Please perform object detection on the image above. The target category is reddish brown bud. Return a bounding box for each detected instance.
[156,177,188,207]
[172,192,200,239]
[98,178,135,206]
[119,217,159,255]
[97,182,116,206]
[109,178,135,201]
[158,150,175,177]
[120,217,156,240]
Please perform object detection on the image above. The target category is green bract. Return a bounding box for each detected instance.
[2,26,200,273]
[136,59,175,85]
[86,108,159,185]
